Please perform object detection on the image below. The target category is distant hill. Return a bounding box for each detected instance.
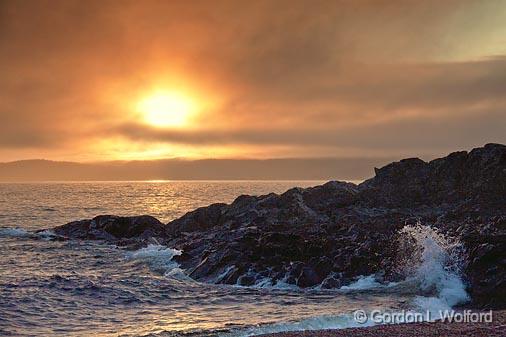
[0,157,397,181]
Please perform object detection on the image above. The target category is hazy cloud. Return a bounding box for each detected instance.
[1,0,505,161]
[115,108,505,154]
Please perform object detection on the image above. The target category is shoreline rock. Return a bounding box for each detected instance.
[52,215,166,244]
[47,143,506,309]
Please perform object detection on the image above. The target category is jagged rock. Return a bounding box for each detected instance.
[359,143,506,207]
[166,203,227,235]
[52,215,166,241]
[461,217,506,309]
[50,144,506,309]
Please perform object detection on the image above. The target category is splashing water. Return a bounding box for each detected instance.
[126,244,182,275]
[397,223,470,309]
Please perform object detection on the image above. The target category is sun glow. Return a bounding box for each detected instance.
[137,91,196,128]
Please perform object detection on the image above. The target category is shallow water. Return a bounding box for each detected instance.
[0,181,467,336]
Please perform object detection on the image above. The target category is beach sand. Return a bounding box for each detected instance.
[259,311,506,337]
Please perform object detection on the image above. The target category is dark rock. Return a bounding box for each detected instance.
[297,267,321,287]
[314,256,333,280]
[165,203,227,235]
[49,144,506,309]
[287,261,305,279]
[320,274,344,289]
[359,143,506,208]
[53,215,165,242]
[237,274,256,286]
[464,223,506,309]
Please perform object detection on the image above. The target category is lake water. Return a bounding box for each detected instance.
[0,181,467,336]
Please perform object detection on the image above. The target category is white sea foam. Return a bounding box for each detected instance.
[233,274,299,290]
[398,223,470,309]
[164,267,194,281]
[0,227,62,240]
[215,265,237,284]
[220,313,367,337]
[35,229,59,240]
[269,277,300,290]
[252,277,299,290]
[126,244,182,275]
[340,224,470,311]
[0,227,31,238]
[339,275,385,290]
[229,223,471,336]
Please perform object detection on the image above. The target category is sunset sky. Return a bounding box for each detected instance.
[1,0,505,162]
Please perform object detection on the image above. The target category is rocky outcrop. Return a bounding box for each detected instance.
[50,144,506,309]
[460,217,506,309]
[52,215,166,244]
[359,143,506,208]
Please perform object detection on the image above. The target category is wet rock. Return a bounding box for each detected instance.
[313,256,333,280]
[463,224,506,309]
[237,274,256,286]
[50,144,506,309]
[320,274,343,289]
[297,267,321,288]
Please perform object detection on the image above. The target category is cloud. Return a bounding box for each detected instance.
[115,107,506,156]
[0,0,505,160]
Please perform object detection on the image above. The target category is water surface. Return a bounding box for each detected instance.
[0,181,462,336]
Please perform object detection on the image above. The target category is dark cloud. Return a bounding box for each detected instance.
[115,108,505,156]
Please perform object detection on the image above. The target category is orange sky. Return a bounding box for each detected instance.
[0,0,505,162]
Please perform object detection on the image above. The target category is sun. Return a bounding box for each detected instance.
[137,91,196,128]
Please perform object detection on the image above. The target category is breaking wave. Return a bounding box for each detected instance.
[125,244,183,277]
[330,224,469,298]
[218,223,471,336]
[0,227,59,240]
[129,222,470,315]
[339,275,391,291]
[1,221,471,337]
[397,223,470,310]
[0,227,31,238]
[219,313,366,337]
[336,223,469,308]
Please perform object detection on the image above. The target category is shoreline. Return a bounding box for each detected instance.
[257,310,506,337]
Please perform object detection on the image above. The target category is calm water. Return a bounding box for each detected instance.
[0,181,462,336]
[0,181,329,230]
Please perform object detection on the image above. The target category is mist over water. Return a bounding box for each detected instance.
[0,182,469,336]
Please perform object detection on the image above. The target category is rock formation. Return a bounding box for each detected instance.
[48,144,506,309]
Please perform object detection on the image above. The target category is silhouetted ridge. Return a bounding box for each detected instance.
[359,143,506,207]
